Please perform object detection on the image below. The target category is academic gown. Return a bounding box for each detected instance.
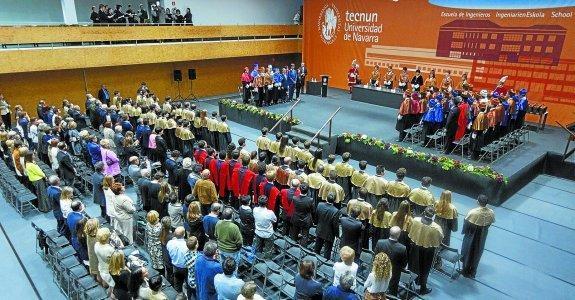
[259,180,281,213]
[455,102,469,141]
[444,106,460,152]
[461,207,495,277]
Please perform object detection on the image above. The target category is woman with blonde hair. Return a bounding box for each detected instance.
[111,182,135,245]
[94,227,115,296]
[186,200,205,250]
[109,250,131,300]
[145,210,164,273]
[155,181,175,218]
[364,252,392,300]
[103,175,117,228]
[100,138,121,177]
[59,186,74,219]
[332,246,358,289]
[434,190,458,246]
[390,200,413,249]
[84,218,101,283]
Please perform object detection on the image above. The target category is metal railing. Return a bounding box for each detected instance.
[269,99,301,133]
[309,107,342,146]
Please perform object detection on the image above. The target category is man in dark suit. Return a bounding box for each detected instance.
[374,226,408,297]
[138,168,152,212]
[47,175,64,233]
[56,142,76,187]
[92,162,106,219]
[154,128,168,170]
[314,193,340,260]
[291,183,314,244]
[340,206,364,257]
[98,84,110,105]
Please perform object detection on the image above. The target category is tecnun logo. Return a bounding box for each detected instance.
[318,3,341,45]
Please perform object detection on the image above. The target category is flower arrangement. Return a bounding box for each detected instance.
[219,99,301,125]
[340,132,507,184]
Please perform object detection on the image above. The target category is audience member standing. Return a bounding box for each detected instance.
[92,162,107,218]
[94,228,115,297]
[323,273,360,300]
[47,175,64,233]
[461,194,495,278]
[184,236,199,300]
[145,210,164,274]
[85,218,101,284]
[203,203,221,241]
[291,183,314,244]
[374,226,407,297]
[193,169,218,215]
[195,241,223,300]
[238,196,255,246]
[112,183,135,244]
[214,258,245,300]
[340,207,364,257]
[408,207,443,295]
[295,259,323,300]
[166,227,189,295]
[215,208,243,269]
[252,196,277,259]
[314,193,340,260]
[434,190,458,246]
[363,252,392,300]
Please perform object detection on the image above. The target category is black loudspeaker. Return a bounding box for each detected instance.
[188,69,196,80]
[173,70,182,82]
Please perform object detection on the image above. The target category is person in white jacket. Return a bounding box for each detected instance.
[111,182,135,244]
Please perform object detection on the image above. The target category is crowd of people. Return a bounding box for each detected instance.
[90,3,193,25]
[348,61,531,159]
[0,80,496,299]
[240,62,307,107]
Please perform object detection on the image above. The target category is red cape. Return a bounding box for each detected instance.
[455,102,469,141]
[194,149,208,166]
[208,158,220,187]
[259,180,280,212]
[224,160,240,191]
[280,188,301,218]
[231,166,256,197]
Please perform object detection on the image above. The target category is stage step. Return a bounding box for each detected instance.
[289,124,331,141]
[284,130,335,158]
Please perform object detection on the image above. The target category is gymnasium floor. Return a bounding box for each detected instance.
[0,90,573,299]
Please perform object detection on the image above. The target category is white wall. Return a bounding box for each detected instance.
[0,0,64,24]
[162,0,302,25]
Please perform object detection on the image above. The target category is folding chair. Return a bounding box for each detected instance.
[449,133,470,157]
[424,128,446,151]
[399,269,419,299]
[433,243,463,280]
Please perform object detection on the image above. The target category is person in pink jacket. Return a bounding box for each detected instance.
[100,139,121,177]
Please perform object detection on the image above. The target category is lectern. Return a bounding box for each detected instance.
[321,75,330,97]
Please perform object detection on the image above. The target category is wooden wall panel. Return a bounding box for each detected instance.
[0,54,300,118]
[0,39,301,74]
[0,25,301,44]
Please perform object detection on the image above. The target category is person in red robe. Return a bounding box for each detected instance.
[252,162,267,204]
[224,150,241,202]
[259,172,281,214]
[492,76,508,97]
[230,157,256,208]
[193,140,208,166]
[455,99,469,141]
[347,60,360,93]
[280,178,301,236]
[203,148,216,170]
[214,151,228,199]
[208,150,224,190]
